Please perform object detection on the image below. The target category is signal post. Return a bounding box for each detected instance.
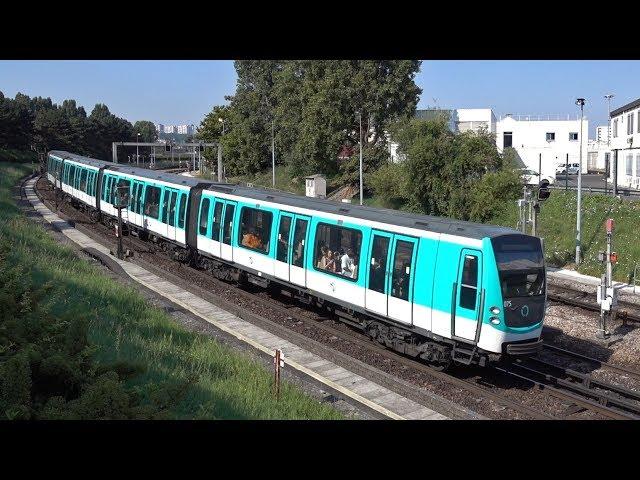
[596,219,618,339]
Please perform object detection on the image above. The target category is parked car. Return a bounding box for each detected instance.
[518,168,554,186]
[557,163,580,175]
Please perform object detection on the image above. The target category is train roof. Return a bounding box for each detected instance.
[50,150,521,240]
[205,183,520,241]
[49,150,215,189]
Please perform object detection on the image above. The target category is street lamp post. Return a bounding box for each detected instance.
[575,98,586,265]
[605,94,614,195]
[217,118,225,182]
[136,133,141,165]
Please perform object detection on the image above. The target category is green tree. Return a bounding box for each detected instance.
[197,60,422,178]
[133,120,158,143]
[371,118,522,223]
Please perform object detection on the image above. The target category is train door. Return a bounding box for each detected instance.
[208,199,225,258]
[289,215,310,287]
[387,235,418,325]
[274,212,294,281]
[220,201,237,262]
[165,188,179,242]
[452,249,483,342]
[365,230,393,317]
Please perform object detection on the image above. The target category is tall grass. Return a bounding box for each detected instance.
[0,163,343,419]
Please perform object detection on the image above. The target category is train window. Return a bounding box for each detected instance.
[70,165,77,188]
[276,216,292,262]
[168,191,177,227]
[80,169,88,193]
[238,207,272,254]
[101,175,107,200]
[222,204,235,245]
[459,255,478,310]
[391,240,414,301]
[292,219,308,267]
[144,185,161,218]
[369,235,390,294]
[313,223,362,281]
[178,193,187,229]
[211,202,223,240]
[161,190,170,224]
[136,184,144,214]
[114,179,130,206]
[199,198,210,235]
[130,183,138,210]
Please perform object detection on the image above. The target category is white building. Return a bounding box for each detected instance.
[609,97,640,190]
[164,125,176,134]
[156,123,164,134]
[454,108,497,134]
[495,114,588,181]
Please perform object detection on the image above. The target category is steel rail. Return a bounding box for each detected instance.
[506,360,640,419]
[542,344,640,382]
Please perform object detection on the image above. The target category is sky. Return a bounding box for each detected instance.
[1,60,639,137]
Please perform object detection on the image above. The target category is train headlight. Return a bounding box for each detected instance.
[490,306,500,315]
[490,317,500,325]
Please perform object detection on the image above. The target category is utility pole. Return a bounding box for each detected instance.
[136,133,141,165]
[357,111,363,206]
[272,118,276,188]
[575,98,586,265]
[218,118,225,182]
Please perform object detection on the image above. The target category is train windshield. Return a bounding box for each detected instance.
[492,235,545,298]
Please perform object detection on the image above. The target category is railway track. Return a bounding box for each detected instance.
[547,284,640,324]
[30,175,640,420]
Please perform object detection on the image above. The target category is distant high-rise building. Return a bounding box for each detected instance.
[596,125,609,144]
[176,124,196,135]
[156,123,164,133]
[164,125,176,134]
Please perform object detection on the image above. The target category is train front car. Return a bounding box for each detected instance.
[478,233,546,358]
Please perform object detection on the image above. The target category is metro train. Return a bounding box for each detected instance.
[45,150,547,368]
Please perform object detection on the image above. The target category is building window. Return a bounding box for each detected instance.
[503,132,512,148]
[628,113,635,135]
[313,223,362,281]
[144,185,161,219]
[613,119,618,138]
[546,132,556,142]
[238,207,273,254]
[569,132,578,141]
[636,154,640,177]
[626,155,633,176]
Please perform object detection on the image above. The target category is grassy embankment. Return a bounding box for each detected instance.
[0,148,38,163]
[0,162,343,419]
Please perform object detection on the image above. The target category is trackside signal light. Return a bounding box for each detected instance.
[537,179,551,201]
[606,218,614,234]
[610,252,618,264]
